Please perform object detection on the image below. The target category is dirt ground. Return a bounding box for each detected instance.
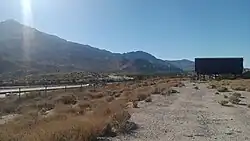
[114,81,250,141]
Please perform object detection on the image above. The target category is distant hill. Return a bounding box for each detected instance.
[0,19,185,75]
[168,59,195,71]
[0,56,19,73]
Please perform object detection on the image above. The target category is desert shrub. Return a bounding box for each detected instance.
[169,89,179,94]
[111,110,131,127]
[145,96,152,102]
[142,82,149,86]
[132,101,138,108]
[78,101,92,109]
[229,95,241,104]
[0,104,18,114]
[232,92,242,98]
[107,91,117,97]
[136,93,149,101]
[194,86,199,90]
[115,121,138,134]
[0,81,139,141]
[221,80,230,85]
[217,87,229,92]
[36,102,55,111]
[215,92,220,95]
[54,104,84,115]
[152,87,161,94]
[175,82,185,87]
[89,89,97,92]
[224,95,228,99]
[114,93,121,98]
[219,100,229,106]
[89,93,104,99]
[55,94,77,105]
[232,86,246,91]
[92,99,135,134]
[161,91,168,96]
[0,115,105,141]
[208,84,217,89]
[248,104,250,108]
[106,96,115,102]
[81,96,89,101]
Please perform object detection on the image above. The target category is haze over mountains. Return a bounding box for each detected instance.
[0,20,194,74]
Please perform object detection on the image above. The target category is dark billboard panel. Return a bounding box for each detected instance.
[195,58,243,75]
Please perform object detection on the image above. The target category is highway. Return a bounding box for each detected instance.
[0,84,90,96]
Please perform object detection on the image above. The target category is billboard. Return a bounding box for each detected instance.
[195,58,243,75]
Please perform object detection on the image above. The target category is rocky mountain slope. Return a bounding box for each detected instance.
[168,59,195,71]
[0,20,190,75]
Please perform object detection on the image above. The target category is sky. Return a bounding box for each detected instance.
[0,0,250,67]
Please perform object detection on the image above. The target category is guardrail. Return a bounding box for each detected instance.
[0,84,90,95]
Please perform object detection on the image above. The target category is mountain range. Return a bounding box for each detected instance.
[0,19,194,75]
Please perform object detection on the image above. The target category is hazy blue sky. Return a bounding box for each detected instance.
[0,0,250,66]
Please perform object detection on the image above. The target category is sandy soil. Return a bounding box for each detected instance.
[0,114,19,124]
[114,81,250,141]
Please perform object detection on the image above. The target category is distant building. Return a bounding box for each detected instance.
[195,58,243,75]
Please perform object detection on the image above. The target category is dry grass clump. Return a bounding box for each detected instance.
[217,87,230,92]
[248,104,250,108]
[89,92,104,99]
[36,101,55,112]
[0,77,182,140]
[132,101,139,108]
[0,92,56,116]
[0,98,134,141]
[142,81,149,86]
[207,84,217,89]
[145,96,152,102]
[194,86,199,90]
[232,92,242,98]
[211,79,250,92]
[151,87,163,94]
[114,93,121,98]
[106,96,115,102]
[78,100,92,110]
[54,104,85,115]
[231,86,246,91]
[107,90,117,97]
[151,87,169,95]
[151,83,172,95]
[172,82,185,87]
[55,94,77,105]
[229,95,241,104]
[0,103,18,115]
[219,100,229,106]
[169,89,179,94]
[0,114,106,141]
[136,93,149,101]
[160,88,179,96]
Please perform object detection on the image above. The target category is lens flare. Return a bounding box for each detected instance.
[21,0,33,62]
[21,0,33,25]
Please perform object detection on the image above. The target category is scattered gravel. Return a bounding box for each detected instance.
[112,82,250,141]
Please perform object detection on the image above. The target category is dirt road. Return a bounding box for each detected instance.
[114,82,250,141]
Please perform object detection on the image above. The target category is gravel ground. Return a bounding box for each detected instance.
[113,82,250,141]
[0,114,19,124]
